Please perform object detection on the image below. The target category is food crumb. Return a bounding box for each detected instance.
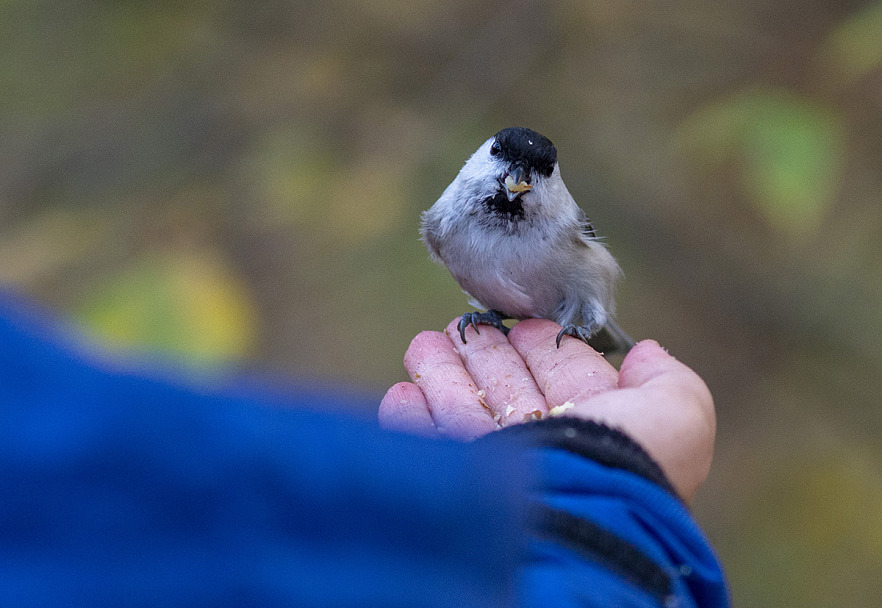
[548,401,575,417]
[505,174,533,192]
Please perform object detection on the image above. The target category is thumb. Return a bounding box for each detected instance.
[618,340,713,406]
[617,339,677,389]
[610,339,717,502]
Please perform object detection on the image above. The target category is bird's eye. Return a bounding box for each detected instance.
[490,141,501,156]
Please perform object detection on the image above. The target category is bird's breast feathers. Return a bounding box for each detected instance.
[437,225,559,318]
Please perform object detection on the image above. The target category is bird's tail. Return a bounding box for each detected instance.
[588,318,636,356]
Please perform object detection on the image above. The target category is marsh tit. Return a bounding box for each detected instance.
[420,127,634,353]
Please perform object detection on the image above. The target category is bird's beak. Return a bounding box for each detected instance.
[503,164,532,201]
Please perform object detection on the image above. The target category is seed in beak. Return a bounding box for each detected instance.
[504,174,532,193]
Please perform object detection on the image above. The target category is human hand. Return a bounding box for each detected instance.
[379,318,716,502]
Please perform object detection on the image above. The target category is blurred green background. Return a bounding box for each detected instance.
[2,0,882,605]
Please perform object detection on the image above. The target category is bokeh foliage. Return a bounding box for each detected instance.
[2,1,882,605]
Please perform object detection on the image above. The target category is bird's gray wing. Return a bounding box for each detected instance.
[420,211,444,260]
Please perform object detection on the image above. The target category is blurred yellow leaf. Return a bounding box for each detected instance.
[676,88,843,239]
[74,251,258,367]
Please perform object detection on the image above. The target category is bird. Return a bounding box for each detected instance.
[420,126,634,354]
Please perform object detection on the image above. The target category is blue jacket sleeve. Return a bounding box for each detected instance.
[0,292,729,607]
[0,294,530,607]
[488,418,730,607]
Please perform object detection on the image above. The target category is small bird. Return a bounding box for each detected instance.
[421,127,634,354]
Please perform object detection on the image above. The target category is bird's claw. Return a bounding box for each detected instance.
[457,310,509,344]
[555,324,596,349]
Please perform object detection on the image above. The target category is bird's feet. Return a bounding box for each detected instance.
[555,323,597,349]
[457,310,509,344]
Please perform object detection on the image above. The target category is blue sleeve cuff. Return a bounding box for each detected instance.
[491,417,678,498]
[485,418,730,608]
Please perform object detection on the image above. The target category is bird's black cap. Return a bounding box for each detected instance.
[492,127,557,178]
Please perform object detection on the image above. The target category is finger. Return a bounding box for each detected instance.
[379,382,438,437]
[445,318,547,426]
[507,319,618,408]
[403,330,498,440]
